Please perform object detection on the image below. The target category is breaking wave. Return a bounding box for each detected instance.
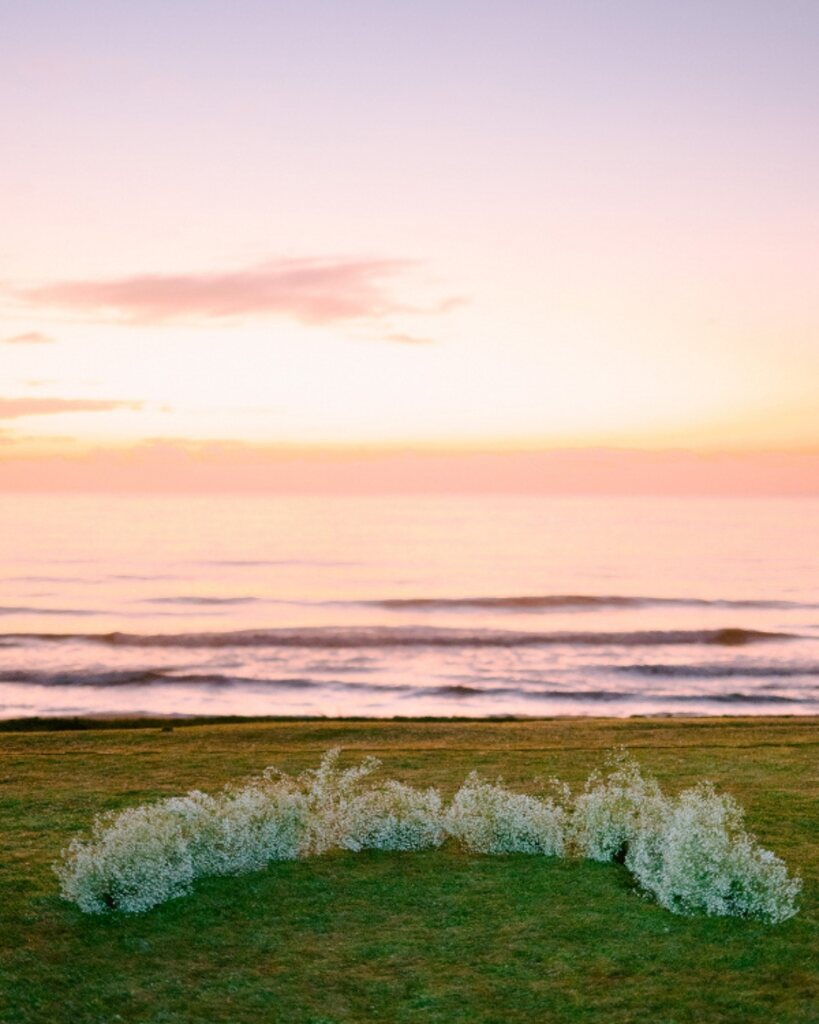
[365,594,816,611]
[118,592,819,612]
[0,669,317,689]
[411,686,809,704]
[618,662,819,678]
[0,606,100,617]
[1,668,811,705]
[0,625,797,649]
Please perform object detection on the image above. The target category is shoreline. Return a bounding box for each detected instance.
[2,711,818,732]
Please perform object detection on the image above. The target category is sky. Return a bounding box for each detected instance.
[1,0,817,493]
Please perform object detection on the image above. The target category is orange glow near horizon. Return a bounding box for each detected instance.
[1,440,817,497]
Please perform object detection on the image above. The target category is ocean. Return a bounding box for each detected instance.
[1,494,817,719]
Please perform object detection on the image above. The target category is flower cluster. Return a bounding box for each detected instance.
[55,748,801,923]
[446,773,565,856]
[568,749,801,923]
[343,780,445,852]
[569,748,668,862]
[625,783,802,922]
[55,782,307,914]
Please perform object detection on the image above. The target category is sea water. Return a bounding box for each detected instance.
[1,494,817,718]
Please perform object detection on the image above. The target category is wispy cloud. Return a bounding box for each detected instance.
[2,331,54,344]
[0,429,75,447]
[383,333,435,345]
[0,398,142,420]
[16,258,432,325]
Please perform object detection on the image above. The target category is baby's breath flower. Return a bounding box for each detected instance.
[54,748,801,923]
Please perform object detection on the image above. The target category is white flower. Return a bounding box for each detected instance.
[626,782,801,923]
[446,773,565,856]
[54,747,801,923]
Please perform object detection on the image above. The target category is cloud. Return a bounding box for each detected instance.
[0,398,142,420]
[17,258,428,325]
[383,333,435,345]
[2,331,54,344]
[0,429,75,446]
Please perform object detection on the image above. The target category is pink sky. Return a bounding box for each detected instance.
[1,2,817,493]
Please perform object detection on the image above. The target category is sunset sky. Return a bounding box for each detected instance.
[1,1,817,492]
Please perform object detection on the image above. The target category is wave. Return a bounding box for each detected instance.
[0,669,318,689]
[366,594,817,611]
[142,596,260,606]
[198,559,359,567]
[2,576,99,584]
[618,662,819,679]
[109,574,184,581]
[411,685,809,704]
[0,626,797,649]
[0,606,99,617]
[2,668,811,706]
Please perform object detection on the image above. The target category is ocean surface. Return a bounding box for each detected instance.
[1,495,818,719]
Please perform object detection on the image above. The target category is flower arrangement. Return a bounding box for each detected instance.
[55,748,801,922]
[446,772,565,856]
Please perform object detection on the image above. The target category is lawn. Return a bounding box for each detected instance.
[0,716,816,1024]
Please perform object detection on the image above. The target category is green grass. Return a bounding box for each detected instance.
[1,716,817,1023]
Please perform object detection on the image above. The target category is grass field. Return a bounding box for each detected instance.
[1,716,816,1024]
